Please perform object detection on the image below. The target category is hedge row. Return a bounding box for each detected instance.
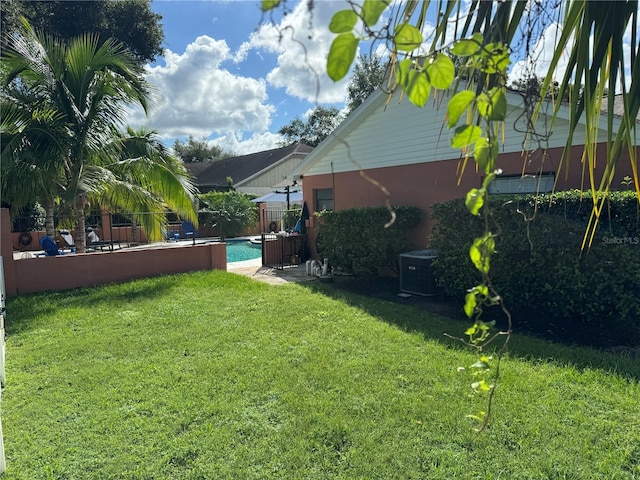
[430,190,640,347]
[315,206,422,276]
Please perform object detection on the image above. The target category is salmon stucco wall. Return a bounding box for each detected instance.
[301,143,638,254]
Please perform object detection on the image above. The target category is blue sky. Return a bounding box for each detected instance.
[133,0,352,155]
[134,1,637,156]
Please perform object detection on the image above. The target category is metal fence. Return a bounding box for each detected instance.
[11,211,221,251]
[261,207,302,233]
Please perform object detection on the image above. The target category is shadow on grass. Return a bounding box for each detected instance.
[301,276,640,381]
[5,275,179,336]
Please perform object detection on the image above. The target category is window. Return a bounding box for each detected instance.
[314,188,334,211]
[487,173,555,194]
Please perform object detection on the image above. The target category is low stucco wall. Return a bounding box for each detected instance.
[12,243,226,296]
[1,208,227,297]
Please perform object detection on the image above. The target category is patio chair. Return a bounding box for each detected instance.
[59,229,75,252]
[182,221,198,245]
[39,236,63,256]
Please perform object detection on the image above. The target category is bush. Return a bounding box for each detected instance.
[283,208,302,231]
[315,206,422,276]
[430,190,640,347]
[198,191,258,238]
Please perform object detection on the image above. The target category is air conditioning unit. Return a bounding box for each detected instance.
[399,249,440,296]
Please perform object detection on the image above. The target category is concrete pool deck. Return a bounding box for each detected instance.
[227,257,316,285]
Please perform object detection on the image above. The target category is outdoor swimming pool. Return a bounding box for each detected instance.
[226,239,262,263]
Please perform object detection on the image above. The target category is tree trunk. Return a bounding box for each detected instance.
[74,196,88,253]
[43,199,55,238]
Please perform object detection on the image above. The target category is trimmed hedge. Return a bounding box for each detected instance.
[430,190,640,347]
[315,206,422,276]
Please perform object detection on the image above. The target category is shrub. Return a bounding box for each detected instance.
[430,190,640,347]
[198,191,258,238]
[283,208,302,231]
[315,206,422,276]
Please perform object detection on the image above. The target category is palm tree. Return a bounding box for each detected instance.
[0,83,68,237]
[1,19,198,252]
[94,126,199,242]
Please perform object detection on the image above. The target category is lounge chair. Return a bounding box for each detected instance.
[59,229,75,252]
[85,227,117,251]
[182,221,198,245]
[39,236,63,256]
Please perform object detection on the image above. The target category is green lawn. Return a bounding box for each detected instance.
[3,270,640,479]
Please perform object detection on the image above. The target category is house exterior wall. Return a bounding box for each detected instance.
[302,142,638,254]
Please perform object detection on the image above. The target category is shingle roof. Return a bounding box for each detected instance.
[185,143,313,191]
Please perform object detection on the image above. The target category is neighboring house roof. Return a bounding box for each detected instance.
[185,143,313,193]
[290,85,635,181]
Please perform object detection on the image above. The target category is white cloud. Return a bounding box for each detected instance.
[132,1,399,155]
[241,0,351,104]
[140,35,276,150]
[509,23,572,85]
[212,131,284,156]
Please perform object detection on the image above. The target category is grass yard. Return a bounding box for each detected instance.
[3,270,640,479]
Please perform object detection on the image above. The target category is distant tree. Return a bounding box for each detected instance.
[346,54,386,113]
[173,136,233,163]
[278,105,343,147]
[509,75,581,103]
[0,0,164,63]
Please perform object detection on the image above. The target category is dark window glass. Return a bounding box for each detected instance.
[314,188,334,211]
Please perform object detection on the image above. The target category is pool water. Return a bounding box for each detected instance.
[226,240,262,263]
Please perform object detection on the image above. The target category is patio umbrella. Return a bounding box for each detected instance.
[251,191,303,203]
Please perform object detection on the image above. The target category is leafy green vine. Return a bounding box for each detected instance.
[263,0,515,439]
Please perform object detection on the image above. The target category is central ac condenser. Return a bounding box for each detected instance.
[399,249,440,296]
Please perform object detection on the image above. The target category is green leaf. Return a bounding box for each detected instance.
[405,71,430,107]
[465,188,484,215]
[469,234,495,274]
[447,90,475,128]
[471,359,490,369]
[480,43,510,73]
[329,9,358,34]
[471,284,489,298]
[489,88,507,120]
[394,23,422,51]
[476,93,491,119]
[477,88,507,121]
[451,125,481,148]
[426,53,455,90]
[464,292,477,318]
[362,0,389,27]
[474,137,497,173]
[261,0,281,12]
[327,33,358,81]
[471,380,492,392]
[396,58,414,89]
[450,33,483,56]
